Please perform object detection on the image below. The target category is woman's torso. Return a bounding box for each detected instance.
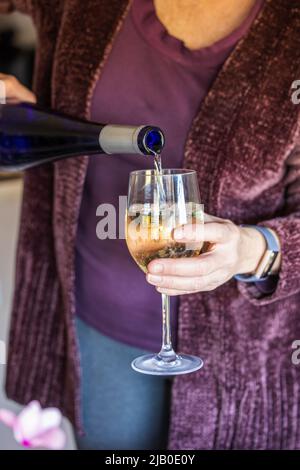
[75,0,265,352]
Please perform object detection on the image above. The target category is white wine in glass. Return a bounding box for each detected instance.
[126,169,205,376]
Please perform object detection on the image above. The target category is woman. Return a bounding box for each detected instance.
[0,0,300,450]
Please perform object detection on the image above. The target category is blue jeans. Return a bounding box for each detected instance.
[74,316,172,450]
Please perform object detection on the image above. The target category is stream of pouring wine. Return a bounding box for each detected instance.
[153,151,166,203]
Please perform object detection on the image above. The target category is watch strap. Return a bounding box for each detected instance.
[234,225,280,283]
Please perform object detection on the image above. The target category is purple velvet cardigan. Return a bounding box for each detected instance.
[1,0,300,449]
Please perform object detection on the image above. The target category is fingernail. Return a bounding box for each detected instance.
[147,274,162,284]
[150,263,163,273]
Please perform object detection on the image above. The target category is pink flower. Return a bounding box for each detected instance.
[0,401,66,450]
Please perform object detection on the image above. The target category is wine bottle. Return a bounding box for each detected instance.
[0,102,165,172]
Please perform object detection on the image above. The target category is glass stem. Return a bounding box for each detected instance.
[158,294,177,363]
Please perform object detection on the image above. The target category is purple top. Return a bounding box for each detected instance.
[75,0,264,352]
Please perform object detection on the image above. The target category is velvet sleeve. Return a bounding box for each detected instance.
[0,0,31,14]
[0,0,14,13]
[237,145,300,305]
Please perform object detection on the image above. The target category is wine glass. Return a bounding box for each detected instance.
[125,168,204,375]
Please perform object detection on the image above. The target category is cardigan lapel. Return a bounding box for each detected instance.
[182,0,299,219]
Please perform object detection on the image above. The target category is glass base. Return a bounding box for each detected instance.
[131,353,203,376]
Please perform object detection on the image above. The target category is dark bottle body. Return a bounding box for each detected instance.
[0,103,165,171]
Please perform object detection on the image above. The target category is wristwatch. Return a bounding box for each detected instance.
[234,225,280,283]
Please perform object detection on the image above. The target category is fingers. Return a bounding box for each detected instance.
[156,288,187,296]
[156,288,198,296]
[145,214,239,295]
[146,268,227,295]
[0,73,36,103]
[173,221,233,244]
[203,213,225,223]
[14,81,36,103]
[148,252,219,277]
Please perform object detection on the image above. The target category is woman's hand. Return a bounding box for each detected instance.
[0,73,36,103]
[146,214,275,295]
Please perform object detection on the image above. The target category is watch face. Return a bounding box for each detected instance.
[261,250,278,278]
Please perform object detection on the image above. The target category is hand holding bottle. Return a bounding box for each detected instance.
[0,73,36,104]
